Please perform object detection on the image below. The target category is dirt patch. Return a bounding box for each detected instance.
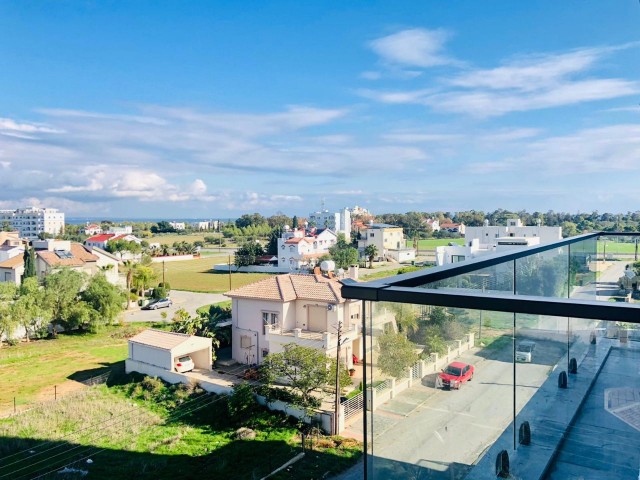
[34,379,87,404]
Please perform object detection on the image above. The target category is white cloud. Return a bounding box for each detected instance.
[360,71,382,80]
[369,28,455,68]
[382,132,461,143]
[361,43,640,117]
[0,117,63,134]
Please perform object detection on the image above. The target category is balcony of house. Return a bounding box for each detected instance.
[339,232,640,480]
[265,322,358,350]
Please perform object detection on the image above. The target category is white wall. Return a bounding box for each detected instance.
[231,297,283,365]
[129,342,172,370]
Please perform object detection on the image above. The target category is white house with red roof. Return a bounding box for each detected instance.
[84,233,142,250]
[225,273,362,367]
[278,228,337,270]
[83,223,102,236]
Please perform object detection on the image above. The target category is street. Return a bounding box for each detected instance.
[123,290,228,323]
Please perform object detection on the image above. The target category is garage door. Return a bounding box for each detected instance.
[308,306,327,332]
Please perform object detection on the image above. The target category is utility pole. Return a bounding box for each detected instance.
[228,255,232,291]
[162,260,166,285]
[334,320,342,436]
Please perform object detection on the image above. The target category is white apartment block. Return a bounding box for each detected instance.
[308,208,351,239]
[436,218,563,266]
[192,220,218,231]
[169,221,186,231]
[357,223,415,263]
[0,207,65,240]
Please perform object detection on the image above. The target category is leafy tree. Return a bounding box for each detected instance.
[170,308,221,362]
[329,359,353,394]
[43,269,86,334]
[1,220,11,232]
[377,330,418,379]
[22,247,36,281]
[364,244,378,268]
[387,302,419,335]
[422,325,448,356]
[81,273,126,325]
[266,226,283,256]
[292,215,299,230]
[13,277,50,341]
[328,234,359,269]
[151,221,177,234]
[262,343,330,414]
[0,301,18,345]
[235,241,265,267]
[132,265,158,296]
[267,214,292,229]
[227,382,258,420]
[235,213,267,229]
[428,307,450,326]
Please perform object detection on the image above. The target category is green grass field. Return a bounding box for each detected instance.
[407,238,464,249]
[597,241,639,255]
[0,376,361,479]
[153,257,271,293]
[0,325,152,411]
[148,233,218,245]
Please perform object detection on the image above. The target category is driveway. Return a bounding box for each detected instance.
[124,290,228,323]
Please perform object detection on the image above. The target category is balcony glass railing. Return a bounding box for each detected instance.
[342,233,640,480]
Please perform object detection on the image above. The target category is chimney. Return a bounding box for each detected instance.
[348,264,359,280]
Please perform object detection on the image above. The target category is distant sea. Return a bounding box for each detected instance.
[66,217,236,225]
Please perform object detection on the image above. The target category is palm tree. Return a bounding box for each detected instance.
[364,244,378,269]
[122,260,135,308]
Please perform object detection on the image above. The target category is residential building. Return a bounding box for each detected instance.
[0,207,65,240]
[309,208,351,239]
[341,232,640,480]
[33,239,101,279]
[169,221,186,230]
[84,233,142,252]
[439,222,465,234]
[0,232,26,284]
[83,223,102,236]
[436,218,563,265]
[84,246,121,284]
[425,218,440,232]
[225,273,362,368]
[278,228,338,270]
[106,225,133,235]
[357,223,416,263]
[192,220,218,231]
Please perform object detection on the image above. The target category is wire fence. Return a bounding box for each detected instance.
[0,367,120,419]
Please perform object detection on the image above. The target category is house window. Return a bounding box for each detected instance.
[262,349,269,358]
[370,233,374,237]
[262,311,278,334]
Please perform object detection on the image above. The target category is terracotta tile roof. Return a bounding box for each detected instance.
[285,237,312,245]
[36,243,99,267]
[225,273,345,303]
[85,234,115,243]
[0,255,23,269]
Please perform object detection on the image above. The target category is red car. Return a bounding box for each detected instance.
[438,361,474,390]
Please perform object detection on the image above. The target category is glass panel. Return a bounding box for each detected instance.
[515,246,568,298]
[419,264,515,296]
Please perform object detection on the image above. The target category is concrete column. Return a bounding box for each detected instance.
[322,332,331,347]
[457,340,462,356]
[389,377,396,398]
[447,345,452,362]
[294,328,302,338]
[430,353,438,372]
[468,332,475,348]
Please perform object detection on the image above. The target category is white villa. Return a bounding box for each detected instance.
[225,273,362,368]
[278,228,338,270]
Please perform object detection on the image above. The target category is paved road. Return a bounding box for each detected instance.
[123,290,228,322]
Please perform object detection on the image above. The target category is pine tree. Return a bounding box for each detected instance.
[22,247,36,283]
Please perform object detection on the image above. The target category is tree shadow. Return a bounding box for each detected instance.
[66,361,126,385]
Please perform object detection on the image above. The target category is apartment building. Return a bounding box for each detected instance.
[309,208,351,239]
[0,207,65,240]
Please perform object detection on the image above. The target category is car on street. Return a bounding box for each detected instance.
[174,355,194,373]
[437,361,474,390]
[142,298,172,310]
[516,340,536,362]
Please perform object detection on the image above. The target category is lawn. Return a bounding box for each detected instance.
[153,257,272,293]
[0,324,154,412]
[0,374,361,479]
[597,240,639,255]
[407,238,464,249]
[148,233,219,245]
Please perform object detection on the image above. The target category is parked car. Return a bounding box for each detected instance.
[437,361,474,390]
[174,355,194,373]
[516,340,536,362]
[143,298,172,310]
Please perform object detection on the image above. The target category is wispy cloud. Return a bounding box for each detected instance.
[369,28,457,68]
[361,42,640,117]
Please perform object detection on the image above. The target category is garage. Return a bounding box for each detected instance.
[126,329,213,374]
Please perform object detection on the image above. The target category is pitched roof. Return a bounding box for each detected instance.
[129,329,195,350]
[85,234,115,243]
[0,255,23,269]
[36,243,99,267]
[225,273,346,303]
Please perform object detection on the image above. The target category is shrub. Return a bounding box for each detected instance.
[140,376,164,396]
[228,382,257,420]
[234,427,256,440]
[441,321,467,341]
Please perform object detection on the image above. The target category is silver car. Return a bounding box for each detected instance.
[144,298,172,310]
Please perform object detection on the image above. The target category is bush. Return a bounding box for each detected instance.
[141,376,164,396]
[158,282,171,291]
[153,286,167,299]
[228,382,257,420]
[441,321,467,341]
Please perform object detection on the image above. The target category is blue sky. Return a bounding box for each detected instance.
[1,1,639,218]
